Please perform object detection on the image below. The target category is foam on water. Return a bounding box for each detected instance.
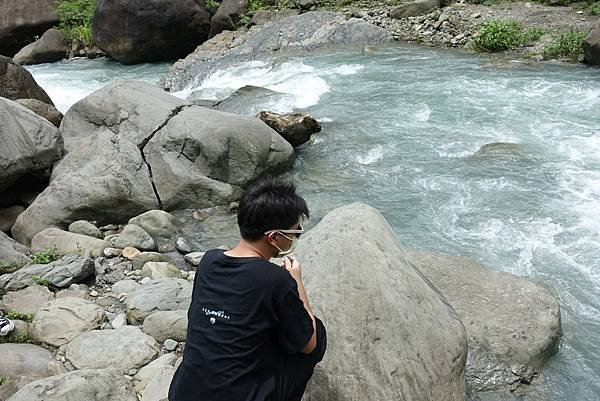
[356,145,384,165]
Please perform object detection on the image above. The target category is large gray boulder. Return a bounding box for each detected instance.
[583,24,600,66]
[0,344,56,380]
[0,97,62,192]
[6,368,138,401]
[12,81,292,245]
[0,0,58,57]
[0,231,31,270]
[0,56,53,104]
[126,278,192,324]
[12,28,68,65]
[209,0,249,38]
[409,251,561,393]
[66,327,160,370]
[93,0,212,64]
[295,203,468,401]
[162,11,392,92]
[0,254,95,293]
[30,297,106,346]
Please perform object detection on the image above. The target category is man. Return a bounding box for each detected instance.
[169,178,326,401]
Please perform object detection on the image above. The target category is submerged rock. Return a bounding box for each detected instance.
[257,111,321,147]
[93,0,212,64]
[472,142,523,158]
[295,203,467,401]
[212,85,296,115]
[162,11,392,92]
[409,251,561,393]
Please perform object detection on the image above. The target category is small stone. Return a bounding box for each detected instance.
[164,339,178,351]
[471,12,481,18]
[121,246,141,260]
[90,290,99,297]
[112,313,128,329]
[576,10,584,14]
[141,262,182,279]
[180,271,189,279]
[184,252,206,266]
[103,247,123,258]
[100,224,119,231]
[176,238,192,253]
[228,202,239,212]
[187,272,195,282]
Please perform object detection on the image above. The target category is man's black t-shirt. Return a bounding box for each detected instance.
[169,249,314,401]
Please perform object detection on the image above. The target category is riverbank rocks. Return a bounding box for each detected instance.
[0,206,25,233]
[209,0,249,38]
[68,220,103,239]
[583,24,600,65]
[162,11,392,92]
[129,210,180,252]
[93,0,212,64]
[31,297,105,346]
[142,310,188,342]
[390,0,441,19]
[66,326,160,370]
[0,254,94,293]
[257,111,321,147]
[12,80,293,245]
[141,262,182,279]
[12,28,68,65]
[6,368,138,401]
[108,224,156,251]
[0,231,31,270]
[295,203,467,401]
[0,57,54,104]
[0,344,56,380]
[140,366,175,401]
[126,278,192,324]
[409,251,561,393]
[1,284,54,314]
[31,228,108,257]
[0,98,62,192]
[0,0,59,57]
[15,99,63,127]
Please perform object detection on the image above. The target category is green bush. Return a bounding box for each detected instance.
[0,377,7,387]
[0,332,31,344]
[588,3,600,14]
[31,246,59,265]
[205,0,221,8]
[55,0,96,43]
[542,31,588,62]
[0,261,11,275]
[473,19,545,52]
[32,275,51,287]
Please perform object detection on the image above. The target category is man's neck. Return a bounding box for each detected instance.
[225,240,272,260]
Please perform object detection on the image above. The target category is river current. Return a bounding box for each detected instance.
[27,45,600,400]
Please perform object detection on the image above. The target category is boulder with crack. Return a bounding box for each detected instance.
[12,80,293,245]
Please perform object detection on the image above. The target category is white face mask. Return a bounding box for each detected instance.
[274,233,298,258]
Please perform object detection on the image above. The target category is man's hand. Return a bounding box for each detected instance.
[281,255,302,281]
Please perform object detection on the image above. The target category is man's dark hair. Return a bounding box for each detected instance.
[237,177,309,241]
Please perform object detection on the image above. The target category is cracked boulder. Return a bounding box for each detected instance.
[12,80,293,245]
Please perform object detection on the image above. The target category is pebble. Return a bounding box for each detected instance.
[122,246,141,260]
[176,238,192,253]
[180,271,189,279]
[184,252,206,266]
[576,10,584,14]
[64,362,75,371]
[164,339,178,351]
[90,290,99,297]
[103,247,122,258]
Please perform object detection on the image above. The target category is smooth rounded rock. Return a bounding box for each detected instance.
[68,220,103,239]
[141,262,182,279]
[66,327,160,371]
[143,310,188,342]
[30,297,105,347]
[126,278,192,324]
[1,284,54,314]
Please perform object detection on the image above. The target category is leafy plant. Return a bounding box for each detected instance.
[0,376,7,387]
[0,332,31,344]
[587,3,600,15]
[0,261,11,275]
[472,19,545,52]
[31,275,51,287]
[73,242,83,255]
[5,311,33,323]
[542,31,587,62]
[248,0,269,11]
[205,0,221,8]
[55,0,96,43]
[239,14,252,26]
[31,246,59,265]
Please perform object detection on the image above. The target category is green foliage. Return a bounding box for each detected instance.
[248,0,269,11]
[542,31,587,62]
[5,311,33,323]
[205,0,221,8]
[0,332,31,344]
[31,275,51,287]
[55,0,96,43]
[472,19,545,52]
[31,246,59,265]
[239,14,253,25]
[0,261,11,275]
[588,3,600,14]
[73,242,83,255]
[0,377,6,387]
